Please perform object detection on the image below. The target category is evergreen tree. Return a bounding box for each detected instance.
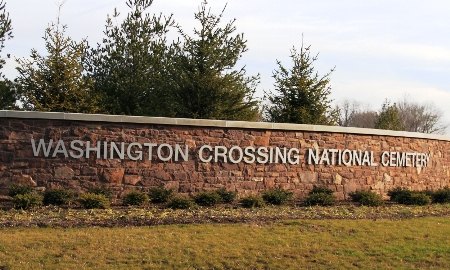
[0,0,16,110]
[0,79,17,109]
[16,16,99,113]
[374,100,404,131]
[86,0,176,116]
[169,0,260,121]
[265,44,337,125]
[0,0,11,73]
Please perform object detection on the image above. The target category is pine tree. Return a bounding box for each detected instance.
[86,0,176,116]
[0,0,11,73]
[0,0,16,110]
[265,44,337,125]
[16,14,99,113]
[169,0,260,121]
[0,79,17,109]
[375,100,405,131]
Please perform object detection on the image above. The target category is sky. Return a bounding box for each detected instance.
[3,0,450,133]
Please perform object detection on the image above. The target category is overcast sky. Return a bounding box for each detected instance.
[4,0,450,133]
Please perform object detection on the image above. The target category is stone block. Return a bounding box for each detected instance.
[0,175,11,187]
[12,175,37,186]
[263,178,275,189]
[124,175,142,185]
[241,181,257,190]
[254,136,269,146]
[35,173,53,185]
[54,167,75,180]
[333,174,342,185]
[290,177,300,184]
[299,172,318,183]
[101,168,125,184]
[151,170,171,181]
[82,167,98,176]
[343,181,357,194]
[271,164,286,172]
[225,184,236,191]
[163,181,180,191]
[252,177,263,182]
[335,192,345,200]
[173,172,188,181]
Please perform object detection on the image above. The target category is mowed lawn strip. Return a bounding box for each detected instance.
[0,217,449,269]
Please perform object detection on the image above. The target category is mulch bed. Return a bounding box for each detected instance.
[1,196,450,228]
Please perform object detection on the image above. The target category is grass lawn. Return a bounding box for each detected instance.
[0,216,449,269]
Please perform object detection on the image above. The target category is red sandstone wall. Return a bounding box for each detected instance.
[1,116,450,200]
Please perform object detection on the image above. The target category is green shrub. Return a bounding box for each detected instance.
[303,193,336,206]
[43,188,76,206]
[262,188,294,205]
[12,193,43,209]
[349,190,384,206]
[167,196,194,209]
[215,188,237,203]
[240,195,265,208]
[77,193,110,209]
[388,187,432,205]
[405,193,431,206]
[8,184,33,197]
[193,191,223,206]
[87,186,114,199]
[303,186,337,206]
[429,187,450,204]
[387,187,411,203]
[149,187,174,203]
[123,190,149,206]
[421,189,435,199]
[309,186,334,195]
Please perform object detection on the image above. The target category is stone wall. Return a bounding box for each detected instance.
[1,111,450,200]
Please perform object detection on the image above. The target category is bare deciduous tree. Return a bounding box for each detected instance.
[335,99,376,129]
[397,94,448,134]
[351,111,377,129]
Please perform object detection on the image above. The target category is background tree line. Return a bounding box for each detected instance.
[335,95,448,134]
[0,0,447,134]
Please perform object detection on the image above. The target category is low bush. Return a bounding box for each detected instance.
[193,191,223,206]
[77,193,110,209]
[387,187,411,203]
[303,193,336,206]
[262,188,294,205]
[87,186,114,199]
[421,189,435,199]
[149,187,174,203]
[240,195,265,208]
[167,196,194,209]
[215,188,237,203]
[387,187,431,205]
[309,186,334,195]
[43,188,76,206]
[405,193,431,205]
[303,186,337,206]
[349,190,384,206]
[123,190,149,206]
[429,187,450,204]
[8,184,33,197]
[12,193,43,209]
[388,187,431,205]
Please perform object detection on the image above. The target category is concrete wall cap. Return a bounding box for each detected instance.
[1,110,449,141]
